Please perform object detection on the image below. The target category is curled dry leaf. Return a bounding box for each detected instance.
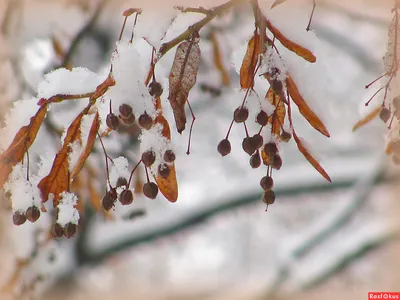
[168,34,201,133]
[70,112,100,179]
[261,149,272,165]
[89,74,115,104]
[210,31,230,86]
[266,87,286,137]
[286,75,330,137]
[153,96,178,202]
[38,111,84,206]
[240,30,260,89]
[292,131,331,182]
[352,106,381,132]
[0,104,48,188]
[265,18,316,63]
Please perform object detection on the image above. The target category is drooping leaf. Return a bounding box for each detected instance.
[352,106,381,132]
[70,112,100,180]
[0,104,48,188]
[240,30,260,89]
[168,34,201,133]
[286,92,331,183]
[210,31,230,86]
[266,87,286,137]
[292,131,331,182]
[271,0,288,8]
[286,75,330,137]
[265,18,316,63]
[89,74,115,103]
[38,112,84,206]
[153,96,178,202]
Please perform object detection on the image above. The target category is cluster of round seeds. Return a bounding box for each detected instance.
[13,206,41,226]
[51,222,77,239]
[217,89,293,209]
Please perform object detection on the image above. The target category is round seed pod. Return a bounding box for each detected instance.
[250,152,261,168]
[26,206,40,223]
[280,131,292,142]
[142,150,156,167]
[119,189,134,205]
[119,104,133,118]
[217,139,231,156]
[106,113,120,130]
[51,223,64,238]
[158,163,171,179]
[138,113,153,130]
[116,177,128,188]
[260,176,274,190]
[263,190,276,205]
[143,182,159,199]
[233,107,249,123]
[271,79,283,94]
[64,223,77,238]
[102,193,115,211]
[379,107,391,123]
[242,137,256,156]
[120,113,136,126]
[256,111,268,126]
[148,81,163,97]
[251,134,263,149]
[264,142,278,157]
[164,150,176,163]
[13,211,26,226]
[271,154,282,170]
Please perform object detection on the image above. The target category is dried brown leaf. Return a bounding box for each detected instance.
[286,75,330,137]
[265,18,316,63]
[292,131,331,182]
[266,87,286,137]
[240,30,260,89]
[168,35,201,133]
[0,104,48,188]
[352,106,380,132]
[38,112,84,206]
[70,112,100,179]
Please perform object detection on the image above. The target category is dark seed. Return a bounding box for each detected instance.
[119,189,134,205]
[51,223,64,238]
[217,139,231,156]
[242,137,256,156]
[26,206,40,223]
[148,81,163,97]
[250,152,261,168]
[143,182,159,199]
[106,113,120,130]
[116,177,128,188]
[379,107,391,123]
[120,113,136,126]
[263,190,276,205]
[233,106,249,123]
[280,131,292,142]
[158,163,171,179]
[142,150,156,167]
[256,111,269,126]
[138,113,153,130]
[264,142,278,157]
[271,154,283,170]
[102,193,115,211]
[271,79,283,95]
[13,211,26,226]
[251,134,263,149]
[260,176,274,190]
[164,150,176,163]
[393,96,400,109]
[119,104,133,118]
[64,223,77,238]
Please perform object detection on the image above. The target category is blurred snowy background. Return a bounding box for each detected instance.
[0,0,399,299]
